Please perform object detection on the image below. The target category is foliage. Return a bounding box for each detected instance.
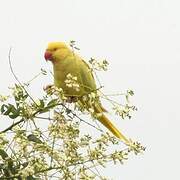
[0,46,145,179]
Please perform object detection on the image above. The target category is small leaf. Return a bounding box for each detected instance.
[39,99,45,108]
[1,104,20,119]
[74,46,80,50]
[37,99,58,113]
[41,68,47,75]
[9,109,20,119]
[66,108,71,114]
[0,149,8,159]
[1,104,8,114]
[127,90,134,96]
[27,134,42,144]
[26,176,37,180]
[47,99,58,107]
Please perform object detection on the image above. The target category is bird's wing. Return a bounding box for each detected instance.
[74,55,97,93]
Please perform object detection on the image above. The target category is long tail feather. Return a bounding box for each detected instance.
[95,106,129,144]
[97,114,129,144]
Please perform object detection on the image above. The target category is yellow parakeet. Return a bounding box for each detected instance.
[44,42,129,144]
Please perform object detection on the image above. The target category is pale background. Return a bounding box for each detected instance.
[0,0,180,179]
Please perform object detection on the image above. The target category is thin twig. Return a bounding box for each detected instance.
[8,47,38,106]
[60,103,104,133]
[0,118,25,134]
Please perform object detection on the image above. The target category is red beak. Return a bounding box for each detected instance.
[44,51,52,61]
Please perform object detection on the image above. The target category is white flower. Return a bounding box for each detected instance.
[88,108,94,114]
[89,58,109,71]
[72,76,77,81]
[20,165,35,178]
[0,95,9,102]
[66,73,72,79]
[65,74,80,91]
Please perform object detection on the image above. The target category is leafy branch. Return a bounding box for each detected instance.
[0,47,145,179]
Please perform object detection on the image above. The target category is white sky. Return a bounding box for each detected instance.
[0,0,180,179]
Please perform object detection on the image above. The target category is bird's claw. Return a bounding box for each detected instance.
[66,96,78,103]
[43,84,53,91]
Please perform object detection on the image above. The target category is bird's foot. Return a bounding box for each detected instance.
[43,84,55,95]
[43,84,53,91]
[66,96,78,103]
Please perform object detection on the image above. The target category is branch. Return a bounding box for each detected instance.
[0,118,25,134]
[8,48,38,106]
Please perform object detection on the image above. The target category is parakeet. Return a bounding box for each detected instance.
[44,42,129,144]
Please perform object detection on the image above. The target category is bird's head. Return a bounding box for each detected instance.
[44,42,71,63]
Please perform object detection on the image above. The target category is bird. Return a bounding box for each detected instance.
[44,42,129,144]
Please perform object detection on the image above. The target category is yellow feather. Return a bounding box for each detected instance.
[45,42,130,144]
